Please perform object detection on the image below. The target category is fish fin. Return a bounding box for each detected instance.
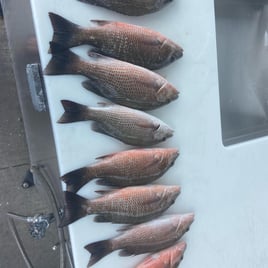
[95,189,117,195]
[90,20,113,26]
[59,191,88,227]
[82,78,120,100]
[94,214,112,223]
[84,240,112,267]
[48,13,80,52]
[95,152,117,160]
[61,167,93,193]
[117,224,134,232]
[91,122,108,135]
[97,102,113,107]
[58,100,89,123]
[88,51,111,60]
[44,46,80,75]
[119,249,133,257]
[88,47,102,54]
[136,121,160,131]
[95,179,118,187]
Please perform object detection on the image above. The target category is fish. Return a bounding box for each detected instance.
[48,13,183,70]
[44,48,178,110]
[61,148,179,193]
[57,100,174,146]
[135,241,187,268]
[77,0,173,16]
[59,185,181,227]
[85,213,194,267]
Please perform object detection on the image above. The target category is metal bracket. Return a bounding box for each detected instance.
[26,63,47,112]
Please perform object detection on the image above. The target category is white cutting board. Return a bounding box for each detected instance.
[30,0,268,267]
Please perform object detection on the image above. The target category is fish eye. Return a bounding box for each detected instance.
[162,137,167,142]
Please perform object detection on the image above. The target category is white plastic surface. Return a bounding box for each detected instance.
[30,0,268,267]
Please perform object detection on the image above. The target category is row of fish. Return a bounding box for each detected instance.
[44,6,192,267]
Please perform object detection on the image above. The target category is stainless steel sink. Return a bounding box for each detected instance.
[215,0,268,145]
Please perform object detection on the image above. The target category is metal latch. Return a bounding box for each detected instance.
[26,63,47,112]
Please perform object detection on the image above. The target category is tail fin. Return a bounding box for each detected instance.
[48,12,81,52]
[61,167,94,193]
[58,100,89,123]
[44,46,81,75]
[59,191,88,227]
[85,240,113,267]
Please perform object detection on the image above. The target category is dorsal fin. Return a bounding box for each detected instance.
[95,189,118,195]
[90,20,113,26]
[95,152,118,160]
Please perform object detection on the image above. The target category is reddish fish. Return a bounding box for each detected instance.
[59,185,181,227]
[48,13,183,70]
[61,148,179,193]
[77,0,174,16]
[136,241,187,268]
[44,49,178,110]
[85,213,194,267]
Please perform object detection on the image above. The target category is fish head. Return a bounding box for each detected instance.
[173,213,195,237]
[165,148,179,167]
[169,241,187,267]
[156,0,174,9]
[163,185,181,203]
[156,82,179,104]
[158,38,183,66]
[153,148,179,170]
[153,123,174,143]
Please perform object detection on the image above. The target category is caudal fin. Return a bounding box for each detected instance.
[48,12,80,52]
[44,46,81,75]
[61,167,94,193]
[59,191,88,227]
[58,100,89,123]
[85,239,113,267]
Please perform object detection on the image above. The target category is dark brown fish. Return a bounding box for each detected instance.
[77,0,173,16]
[85,213,194,267]
[59,185,181,227]
[44,48,178,110]
[136,241,187,268]
[62,148,179,193]
[49,13,183,70]
[57,100,174,146]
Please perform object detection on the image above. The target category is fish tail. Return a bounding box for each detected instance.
[58,100,89,123]
[85,240,113,267]
[59,191,88,227]
[61,167,94,193]
[48,12,81,52]
[44,46,81,75]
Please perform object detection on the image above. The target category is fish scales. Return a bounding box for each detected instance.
[85,214,194,267]
[61,148,179,192]
[59,185,180,226]
[90,187,167,216]
[80,56,163,101]
[57,101,173,146]
[136,241,187,268]
[49,13,183,70]
[45,48,178,110]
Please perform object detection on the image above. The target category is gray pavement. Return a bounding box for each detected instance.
[0,15,60,268]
